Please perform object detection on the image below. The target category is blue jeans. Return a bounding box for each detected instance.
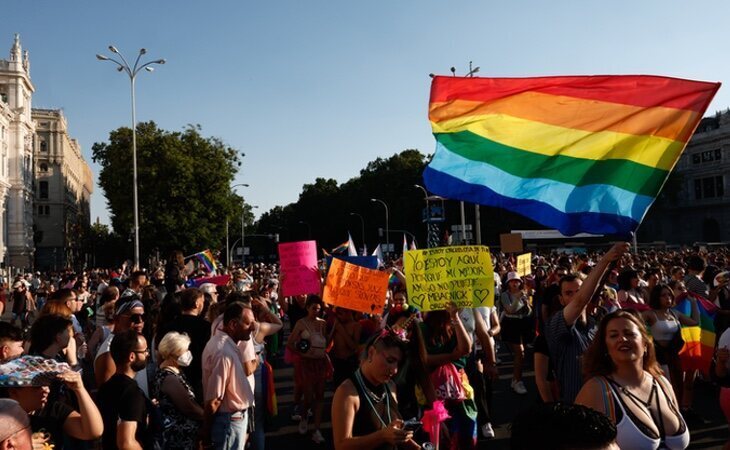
[211,409,248,450]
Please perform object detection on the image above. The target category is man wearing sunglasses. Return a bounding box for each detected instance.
[94,299,150,397]
[98,329,153,450]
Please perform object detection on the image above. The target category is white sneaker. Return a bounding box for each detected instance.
[298,418,308,435]
[511,379,527,395]
[311,430,325,444]
[481,422,495,438]
[291,405,302,421]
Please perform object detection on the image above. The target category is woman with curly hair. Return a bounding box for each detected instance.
[576,310,689,449]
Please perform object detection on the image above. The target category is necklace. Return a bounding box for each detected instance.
[355,369,391,428]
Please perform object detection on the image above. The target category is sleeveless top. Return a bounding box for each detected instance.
[650,311,680,342]
[300,319,327,359]
[599,376,689,450]
[350,370,401,450]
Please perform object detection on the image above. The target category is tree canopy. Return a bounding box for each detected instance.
[92,122,247,258]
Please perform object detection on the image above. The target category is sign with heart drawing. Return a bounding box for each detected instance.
[404,245,495,311]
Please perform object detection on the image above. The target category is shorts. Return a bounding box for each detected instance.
[500,316,534,345]
[297,356,333,385]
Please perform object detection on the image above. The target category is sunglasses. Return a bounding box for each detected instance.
[129,313,145,324]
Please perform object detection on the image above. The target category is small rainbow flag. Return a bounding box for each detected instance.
[194,249,217,273]
[425,75,719,237]
[674,292,718,375]
[331,240,350,255]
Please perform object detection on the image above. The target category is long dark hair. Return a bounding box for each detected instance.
[582,310,662,379]
[648,284,674,310]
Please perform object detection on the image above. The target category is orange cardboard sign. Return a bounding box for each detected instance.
[323,258,389,314]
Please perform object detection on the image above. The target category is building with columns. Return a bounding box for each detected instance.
[0,34,93,270]
[0,34,35,269]
[32,109,93,270]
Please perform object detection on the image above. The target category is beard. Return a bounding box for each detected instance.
[131,358,147,372]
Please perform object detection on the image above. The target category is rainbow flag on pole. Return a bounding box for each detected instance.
[673,292,719,375]
[194,249,217,274]
[424,75,719,237]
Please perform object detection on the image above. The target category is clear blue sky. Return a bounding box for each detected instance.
[6,1,730,227]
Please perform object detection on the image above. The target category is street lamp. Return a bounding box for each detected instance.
[225,183,250,267]
[242,205,258,265]
[370,198,389,256]
[349,212,365,255]
[414,184,429,245]
[96,46,166,269]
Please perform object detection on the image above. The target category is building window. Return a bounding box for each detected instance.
[693,149,722,164]
[38,205,43,215]
[39,181,48,199]
[695,175,725,199]
[39,163,48,172]
[40,141,47,152]
[37,205,50,216]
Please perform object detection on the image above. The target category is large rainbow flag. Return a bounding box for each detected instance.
[674,292,719,375]
[424,75,720,237]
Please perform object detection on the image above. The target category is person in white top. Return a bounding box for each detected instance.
[95,298,150,397]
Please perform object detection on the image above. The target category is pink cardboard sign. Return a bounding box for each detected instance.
[278,240,320,297]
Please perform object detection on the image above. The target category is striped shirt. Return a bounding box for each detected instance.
[546,310,595,403]
[684,274,709,298]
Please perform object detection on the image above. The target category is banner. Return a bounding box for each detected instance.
[499,233,523,253]
[404,245,495,311]
[325,255,379,271]
[516,253,532,277]
[323,258,389,314]
[278,240,321,297]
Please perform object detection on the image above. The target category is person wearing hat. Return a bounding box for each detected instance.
[0,398,32,450]
[0,364,103,448]
[94,299,150,397]
[499,271,532,395]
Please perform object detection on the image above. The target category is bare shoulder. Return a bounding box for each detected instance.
[575,376,609,414]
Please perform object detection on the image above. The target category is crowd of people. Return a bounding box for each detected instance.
[0,244,727,449]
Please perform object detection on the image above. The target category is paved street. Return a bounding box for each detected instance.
[266,323,730,449]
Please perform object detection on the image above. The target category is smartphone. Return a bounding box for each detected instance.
[403,419,422,432]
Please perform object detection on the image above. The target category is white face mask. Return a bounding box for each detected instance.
[177,350,193,367]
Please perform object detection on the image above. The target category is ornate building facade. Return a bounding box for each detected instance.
[0,34,93,270]
[32,109,93,270]
[0,34,35,268]
[640,110,730,244]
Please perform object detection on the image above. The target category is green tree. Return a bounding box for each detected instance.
[92,122,244,257]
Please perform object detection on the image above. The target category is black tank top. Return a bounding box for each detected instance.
[350,371,402,450]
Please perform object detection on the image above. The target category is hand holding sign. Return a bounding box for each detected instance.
[279,241,321,297]
[404,245,495,311]
[323,258,390,314]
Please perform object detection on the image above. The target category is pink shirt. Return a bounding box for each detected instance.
[202,331,254,413]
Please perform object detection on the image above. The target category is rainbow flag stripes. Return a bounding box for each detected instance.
[195,249,217,273]
[424,75,720,236]
[674,292,718,375]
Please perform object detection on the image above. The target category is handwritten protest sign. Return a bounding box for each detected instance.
[323,258,389,314]
[278,241,320,297]
[500,233,523,253]
[404,245,495,311]
[517,253,532,277]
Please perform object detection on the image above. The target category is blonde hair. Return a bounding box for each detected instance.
[158,331,191,361]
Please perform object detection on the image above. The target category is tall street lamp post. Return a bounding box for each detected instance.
[96,46,165,269]
[370,198,389,256]
[228,183,250,266]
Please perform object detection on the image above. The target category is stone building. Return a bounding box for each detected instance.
[640,110,730,244]
[32,109,93,270]
[0,34,35,268]
[0,34,93,270]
